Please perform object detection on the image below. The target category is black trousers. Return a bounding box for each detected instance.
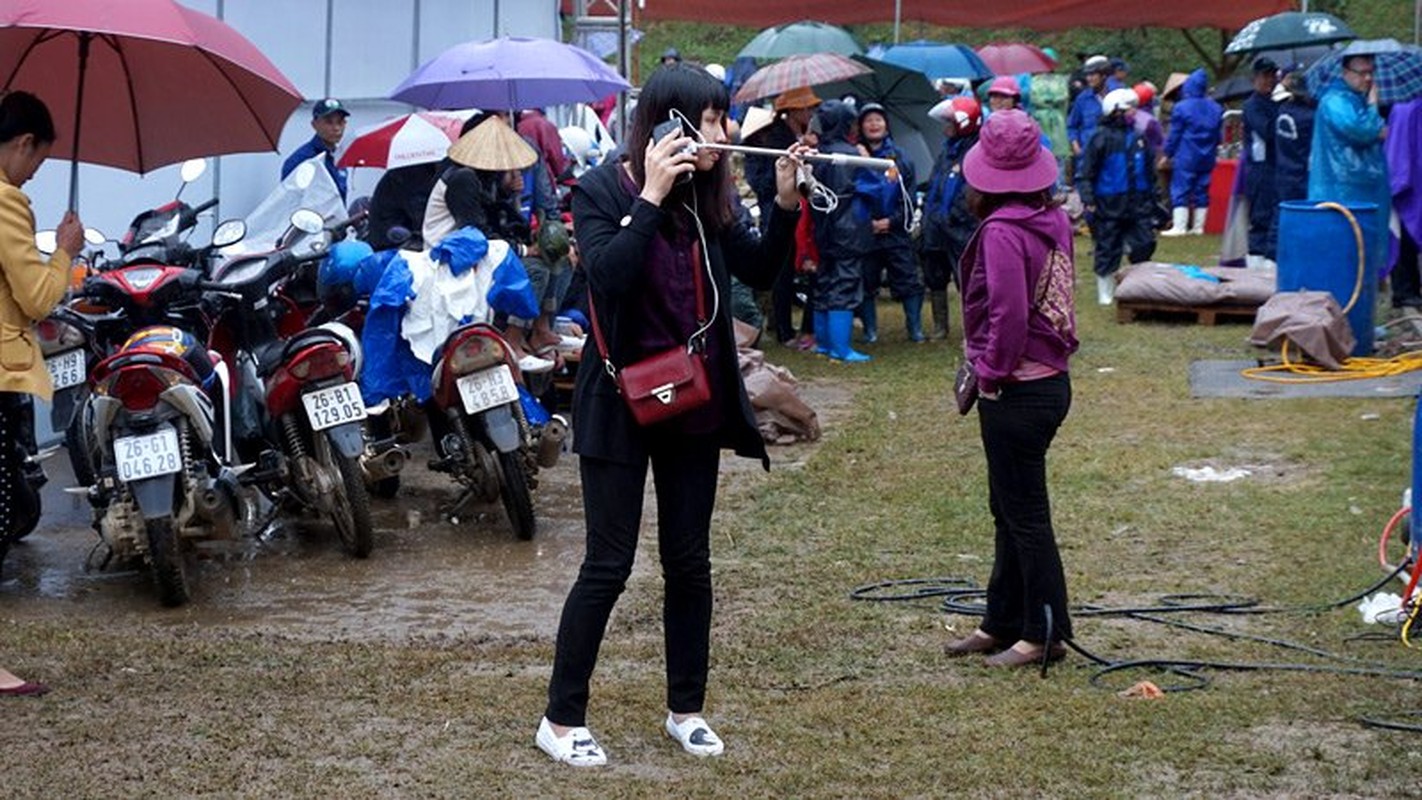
[0,392,41,566]
[862,242,924,301]
[545,434,721,726]
[1091,214,1156,277]
[1393,226,1422,308]
[977,373,1073,644]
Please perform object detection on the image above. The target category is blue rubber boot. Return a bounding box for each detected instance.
[903,294,925,342]
[827,310,872,363]
[813,309,830,355]
[859,297,878,343]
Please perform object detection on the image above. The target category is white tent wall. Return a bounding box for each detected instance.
[26,0,559,240]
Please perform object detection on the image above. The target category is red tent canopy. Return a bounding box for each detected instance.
[570,0,1292,31]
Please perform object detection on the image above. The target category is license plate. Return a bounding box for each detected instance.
[457,365,519,414]
[46,349,85,390]
[301,382,368,431]
[114,427,182,482]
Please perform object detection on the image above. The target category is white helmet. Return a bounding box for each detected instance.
[1103,88,1138,117]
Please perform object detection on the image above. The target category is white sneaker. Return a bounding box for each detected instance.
[517,353,556,374]
[536,717,608,767]
[555,333,585,353]
[664,713,724,757]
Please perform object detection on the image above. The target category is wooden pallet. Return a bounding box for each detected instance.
[1115,300,1260,326]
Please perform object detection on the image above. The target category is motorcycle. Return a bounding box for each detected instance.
[428,319,567,541]
[66,220,249,607]
[207,209,378,558]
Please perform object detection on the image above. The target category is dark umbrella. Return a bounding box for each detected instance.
[737,20,862,60]
[0,0,301,210]
[814,55,943,185]
[880,41,993,83]
[1225,11,1356,56]
[1211,75,1256,103]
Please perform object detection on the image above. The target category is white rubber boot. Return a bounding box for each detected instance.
[1096,274,1116,306]
[1245,254,1262,269]
[1189,207,1206,235]
[1161,207,1189,237]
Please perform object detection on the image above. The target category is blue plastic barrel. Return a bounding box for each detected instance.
[1275,200,1382,356]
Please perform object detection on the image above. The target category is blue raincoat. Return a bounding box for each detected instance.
[1308,77,1390,275]
[1164,69,1223,206]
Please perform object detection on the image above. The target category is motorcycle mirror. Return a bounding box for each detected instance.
[180,158,208,184]
[289,209,325,235]
[84,227,107,246]
[34,230,57,254]
[211,219,246,248]
[289,160,317,190]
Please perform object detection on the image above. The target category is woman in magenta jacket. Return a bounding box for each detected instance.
[943,110,1079,668]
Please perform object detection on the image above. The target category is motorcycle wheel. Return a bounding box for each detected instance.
[496,449,536,541]
[146,516,191,607]
[316,434,373,558]
[65,407,96,489]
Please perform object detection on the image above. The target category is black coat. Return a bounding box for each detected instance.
[571,162,796,468]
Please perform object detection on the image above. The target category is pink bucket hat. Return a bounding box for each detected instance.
[962,109,1057,194]
[986,75,1021,98]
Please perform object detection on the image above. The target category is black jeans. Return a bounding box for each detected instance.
[976,373,1073,644]
[545,435,721,726]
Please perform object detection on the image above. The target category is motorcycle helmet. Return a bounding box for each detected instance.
[928,95,982,136]
[1133,81,1157,109]
[1102,88,1138,117]
[318,240,372,317]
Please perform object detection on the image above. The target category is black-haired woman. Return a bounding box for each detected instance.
[0,90,83,573]
[537,64,806,767]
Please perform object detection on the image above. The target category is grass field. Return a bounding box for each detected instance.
[6,229,1422,797]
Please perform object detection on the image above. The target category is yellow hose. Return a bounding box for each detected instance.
[1242,201,1422,383]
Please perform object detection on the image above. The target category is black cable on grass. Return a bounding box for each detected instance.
[1359,711,1422,733]
[849,568,1422,727]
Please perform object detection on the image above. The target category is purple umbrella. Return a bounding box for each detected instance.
[391,36,630,111]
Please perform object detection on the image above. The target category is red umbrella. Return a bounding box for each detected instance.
[733,53,872,103]
[337,111,476,170]
[0,0,301,209]
[976,43,1058,76]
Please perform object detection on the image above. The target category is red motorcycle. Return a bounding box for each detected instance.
[428,321,566,541]
[207,210,376,557]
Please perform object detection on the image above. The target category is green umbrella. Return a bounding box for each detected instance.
[815,55,943,188]
[738,20,862,60]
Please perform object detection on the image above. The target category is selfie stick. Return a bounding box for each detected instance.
[690,142,898,172]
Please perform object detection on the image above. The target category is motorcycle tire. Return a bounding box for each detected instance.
[331,450,374,559]
[496,449,536,541]
[146,516,191,607]
[65,407,96,489]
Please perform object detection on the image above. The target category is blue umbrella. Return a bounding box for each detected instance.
[390,36,630,111]
[1305,39,1422,106]
[879,41,993,83]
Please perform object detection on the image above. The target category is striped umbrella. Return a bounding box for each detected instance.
[732,52,871,103]
[337,111,474,169]
[1305,39,1422,106]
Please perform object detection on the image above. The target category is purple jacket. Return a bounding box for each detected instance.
[960,202,1079,394]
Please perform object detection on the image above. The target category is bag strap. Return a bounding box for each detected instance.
[587,238,710,381]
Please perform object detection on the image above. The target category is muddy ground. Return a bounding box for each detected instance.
[1,380,851,641]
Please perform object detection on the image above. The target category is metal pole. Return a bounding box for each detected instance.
[617,0,629,140]
[894,0,902,45]
[67,33,91,212]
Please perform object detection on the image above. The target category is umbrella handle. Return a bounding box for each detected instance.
[68,33,93,213]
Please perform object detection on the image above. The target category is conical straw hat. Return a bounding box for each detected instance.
[447,115,538,171]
